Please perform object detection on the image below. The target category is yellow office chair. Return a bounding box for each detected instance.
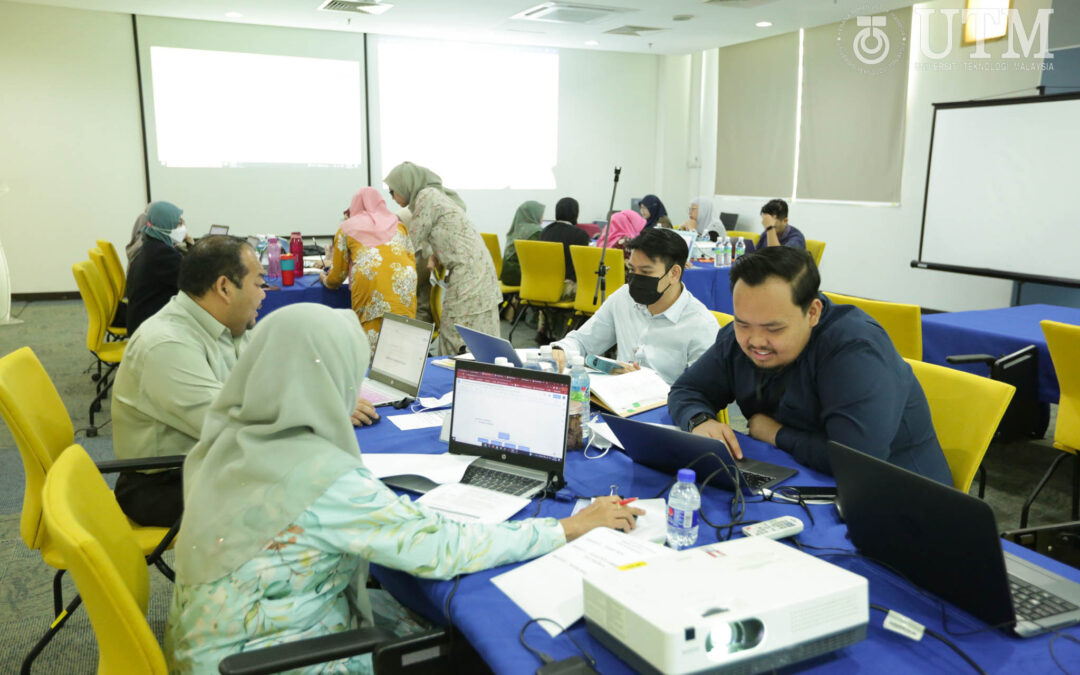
[0,347,179,673]
[906,358,1014,494]
[483,232,519,313]
[73,260,127,434]
[89,247,127,339]
[44,444,451,675]
[508,240,575,340]
[824,291,922,361]
[569,245,625,326]
[805,239,826,266]
[1022,320,1080,527]
[726,230,758,243]
[96,239,127,300]
[711,310,734,328]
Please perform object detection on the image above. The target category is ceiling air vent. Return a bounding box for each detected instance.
[318,0,393,16]
[512,2,631,25]
[604,25,666,37]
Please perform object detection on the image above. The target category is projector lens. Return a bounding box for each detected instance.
[705,618,764,657]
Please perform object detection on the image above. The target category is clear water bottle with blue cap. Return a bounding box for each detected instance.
[666,468,700,549]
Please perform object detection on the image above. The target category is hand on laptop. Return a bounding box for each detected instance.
[747,413,781,447]
[690,420,743,460]
[351,395,380,426]
[558,496,645,542]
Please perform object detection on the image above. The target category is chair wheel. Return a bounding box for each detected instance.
[91,373,101,382]
[86,428,98,438]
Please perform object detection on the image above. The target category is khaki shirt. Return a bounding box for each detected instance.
[112,292,249,462]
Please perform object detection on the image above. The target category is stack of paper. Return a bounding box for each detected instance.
[589,367,670,417]
[417,483,530,523]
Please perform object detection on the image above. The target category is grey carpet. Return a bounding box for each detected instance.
[0,299,1076,674]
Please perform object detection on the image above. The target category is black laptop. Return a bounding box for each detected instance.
[601,414,797,493]
[828,441,1080,637]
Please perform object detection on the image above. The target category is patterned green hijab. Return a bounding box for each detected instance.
[384,161,466,212]
[175,304,370,585]
[502,200,545,259]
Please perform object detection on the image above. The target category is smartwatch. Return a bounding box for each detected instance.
[687,412,712,432]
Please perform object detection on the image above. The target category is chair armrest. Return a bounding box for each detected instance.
[95,455,185,474]
[218,627,394,675]
[945,353,996,366]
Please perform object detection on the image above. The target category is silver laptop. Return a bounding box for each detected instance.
[360,313,434,407]
[829,441,1080,637]
[457,324,523,367]
[385,360,570,498]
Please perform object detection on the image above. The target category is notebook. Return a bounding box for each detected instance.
[359,313,434,407]
[456,324,523,367]
[828,441,1080,637]
[589,368,669,417]
[384,359,570,499]
[601,414,796,493]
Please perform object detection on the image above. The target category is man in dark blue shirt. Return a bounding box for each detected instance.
[668,247,952,484]
[754,198,805,251]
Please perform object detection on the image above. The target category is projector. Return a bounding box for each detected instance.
[583,537,868,674]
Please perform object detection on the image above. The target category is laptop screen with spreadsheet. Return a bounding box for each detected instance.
[450,359,570,475]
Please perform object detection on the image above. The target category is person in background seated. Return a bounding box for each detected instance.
[125,201,190,335]
[537,197,591,342]
[124,203,151,263]
[668,247,951,484]
[113,237,380,528]
[164,304,643,673]
[551,228,718,384]
[595,209,647,257]
[385,161,500,355]
[499,200,545,287]
[756,198,805,251]
[320,187,417,355]
[639,194,671,229]
[678,197,723,237]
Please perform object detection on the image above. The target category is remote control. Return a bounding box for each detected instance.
[742,516,804,540]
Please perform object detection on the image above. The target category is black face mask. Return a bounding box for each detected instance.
[627,268,673,306]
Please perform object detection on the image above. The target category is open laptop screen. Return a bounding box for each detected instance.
[369,314,433,393]
[451,360,569,470]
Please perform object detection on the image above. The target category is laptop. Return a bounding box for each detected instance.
[600,414,797,492]
[359,313,434,406]
[828,441,1080,637]
[385,359,570,498]
[456,324,523,367]
[208,224,229,236]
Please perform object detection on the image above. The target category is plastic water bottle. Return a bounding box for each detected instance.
[666,469,700,550]
[539,345,558,373]
[569,355,591,445]
[256,235,269,265]
[523,351,543,371]
[267,236,282,278]
[734,237,746,261]
[722,238,733,266]
[713,237,725,268]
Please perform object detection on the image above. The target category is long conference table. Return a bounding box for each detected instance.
[356,359,1080,674]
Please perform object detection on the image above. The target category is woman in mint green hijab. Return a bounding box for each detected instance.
[166,303,640,673]
[499,200,545,286]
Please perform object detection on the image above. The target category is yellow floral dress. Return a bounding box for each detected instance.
[323,223,417,352]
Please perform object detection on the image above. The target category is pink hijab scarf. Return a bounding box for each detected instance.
[340,187,400,248]
[598,209,646,246]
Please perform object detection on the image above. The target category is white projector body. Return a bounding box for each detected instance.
[583,536,868,674]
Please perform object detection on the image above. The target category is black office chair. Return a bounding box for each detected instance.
[719,212,738,230]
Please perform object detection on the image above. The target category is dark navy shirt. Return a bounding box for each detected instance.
[668,295,952,485]
[750,223,805,253]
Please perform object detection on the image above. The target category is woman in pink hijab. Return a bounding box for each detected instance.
[320,187,418,353]
[596,209,647,257]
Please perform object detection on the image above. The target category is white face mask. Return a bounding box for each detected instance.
[169,224,188,245]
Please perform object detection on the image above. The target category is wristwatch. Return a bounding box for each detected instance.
[765,226,776,232]
[687,412,712,432]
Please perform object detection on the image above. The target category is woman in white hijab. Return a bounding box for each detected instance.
[678,197,723,236]
[165,303,639,673]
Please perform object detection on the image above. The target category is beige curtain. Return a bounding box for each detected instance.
[714,32,799,198]
[796,8,911,203]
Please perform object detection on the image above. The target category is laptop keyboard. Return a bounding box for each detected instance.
[461,465,544,497]
[1009,574,1079,621]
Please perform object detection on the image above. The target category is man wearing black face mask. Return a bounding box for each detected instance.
[551,228,719,384]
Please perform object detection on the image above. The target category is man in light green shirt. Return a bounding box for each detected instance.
[112,236,380,527]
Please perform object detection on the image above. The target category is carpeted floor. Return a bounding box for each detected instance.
[0,298,1076,673]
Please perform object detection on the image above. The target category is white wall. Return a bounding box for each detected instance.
[664,0,1053,312]
[0,1,147,294]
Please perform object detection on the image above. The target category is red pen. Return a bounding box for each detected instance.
[618,497,637,506]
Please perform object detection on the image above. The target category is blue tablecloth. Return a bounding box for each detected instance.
[683,265,732,314]
[355,360,1080,674]
[922,304,1080,403]
[258,274,351,319]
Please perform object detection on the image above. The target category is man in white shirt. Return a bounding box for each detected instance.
[551,228,719,384]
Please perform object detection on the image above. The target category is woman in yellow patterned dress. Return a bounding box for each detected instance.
[320,187,417,353]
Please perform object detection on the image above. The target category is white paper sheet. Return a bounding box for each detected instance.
[388,411,447,430]
[361,453,477,484]
[572,498,667,544]
[491,527,673,636]
[416,483,529,523]
[417,392,453,409]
